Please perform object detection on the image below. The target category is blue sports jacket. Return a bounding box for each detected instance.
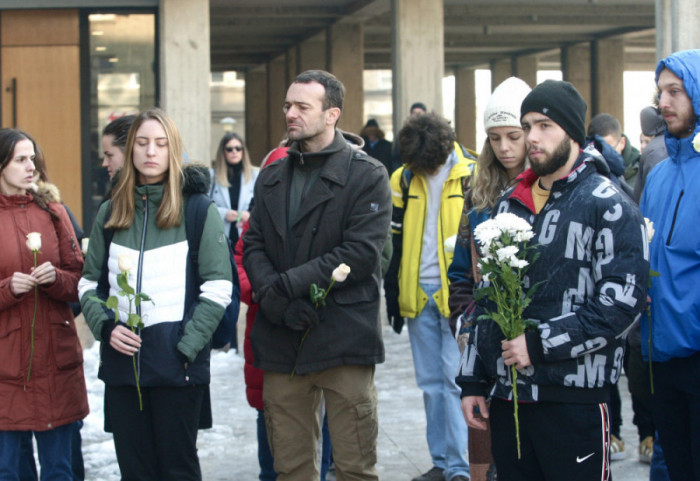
[640,49,700,362]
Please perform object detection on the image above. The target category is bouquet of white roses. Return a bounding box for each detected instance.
[473,212,540,459]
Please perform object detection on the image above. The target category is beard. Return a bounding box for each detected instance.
[530,136,571,177]
[664,113,696,138]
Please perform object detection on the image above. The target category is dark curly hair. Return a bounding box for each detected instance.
[397,112,455,176]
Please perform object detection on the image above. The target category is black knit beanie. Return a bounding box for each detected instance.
[520,80,587,146]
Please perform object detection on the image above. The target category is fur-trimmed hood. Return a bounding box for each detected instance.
[32,180,62,204]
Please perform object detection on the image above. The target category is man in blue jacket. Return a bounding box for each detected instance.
[640,48,700,481]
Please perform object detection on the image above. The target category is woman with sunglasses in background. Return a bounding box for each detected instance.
[210,133,259,245]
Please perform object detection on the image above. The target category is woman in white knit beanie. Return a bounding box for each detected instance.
[449,76,531,481]
[470,76,532,210]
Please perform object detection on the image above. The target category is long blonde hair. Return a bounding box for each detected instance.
[213,132,253,187]
[106,108,184,230]
[470,139,525,212]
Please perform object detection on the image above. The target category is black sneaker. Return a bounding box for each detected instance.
[412,466,445,481]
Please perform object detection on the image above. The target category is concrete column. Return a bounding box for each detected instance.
[328,23,364,134]
[490,59,512,91]
[591,39,624,126]
[286,46,298,85]
[561,44,593,126]
[298,31,327,73]
[245,66,268,168]
[455,67,477,150]
[267,55,287,156]
[514,55,538,89]
[656,0,700,60]
[159,0,210,162]
[391,0,444,134]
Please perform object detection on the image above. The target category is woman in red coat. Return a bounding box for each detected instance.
[0,128,88,479]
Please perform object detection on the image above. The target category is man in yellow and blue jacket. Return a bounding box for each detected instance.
[384,112,474,481]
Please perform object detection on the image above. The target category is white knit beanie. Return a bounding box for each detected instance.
[483,77,532,132]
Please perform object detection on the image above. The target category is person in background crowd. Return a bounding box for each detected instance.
[391,102,429,169]
[385,112,473,481]
[102,115,137,182]
[458,80,648,481]
[640,48,700,481]
[448,76,532,481]
[0,128,88,480]
[410,102,428,117]
[632,106,668,204]
[244,70,391,480]
[209,132,259,246]
[361,118,396,174]
[588,112,641,187]
[80,108,233,481]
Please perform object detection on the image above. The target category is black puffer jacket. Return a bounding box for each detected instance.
[457,150,648,404]
[243,131,392,375]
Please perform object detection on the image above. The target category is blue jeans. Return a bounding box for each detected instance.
[407,283,469,480]
[650,431,671,481]
[19,432,38,481]
[256,410,277,481]
[0,422,77,481]
[18,422,84,481]
[320,413,332,481]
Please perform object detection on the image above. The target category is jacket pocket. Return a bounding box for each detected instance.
[331,283,378,305]
[51,317,83,370]
[0,318,22,379]
[353,398,379,457]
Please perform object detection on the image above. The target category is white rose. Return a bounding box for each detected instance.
[332,263,351,282]
[644,218,655,243]
[118,254,133,273]
[81,238,89,254]
[693,133,700,153]
[444,235,457,253]
[26,232,42,251]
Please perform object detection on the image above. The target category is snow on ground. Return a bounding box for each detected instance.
[81,344,257,480]
[80,323,650,480]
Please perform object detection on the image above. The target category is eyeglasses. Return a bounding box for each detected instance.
[225,146,243,153]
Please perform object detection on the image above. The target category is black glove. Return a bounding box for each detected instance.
[259,275,291,325]
[282,299,320,331]
[386,296,404,334]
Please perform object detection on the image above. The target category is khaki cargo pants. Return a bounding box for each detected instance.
[263,364,379,481]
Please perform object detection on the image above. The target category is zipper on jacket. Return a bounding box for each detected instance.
[666,190,684,245]
[135,192,149,378]
[299,153,304,165]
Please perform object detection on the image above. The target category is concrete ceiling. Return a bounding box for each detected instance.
[209,0,657,73]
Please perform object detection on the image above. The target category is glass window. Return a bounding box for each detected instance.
[85,12,156,229]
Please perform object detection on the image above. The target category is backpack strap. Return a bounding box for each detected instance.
[399,166,413,209]
[184,193,213,313]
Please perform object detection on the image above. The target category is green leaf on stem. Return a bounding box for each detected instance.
[117,273,135,295]
[127,313,142,329]
[105,296,119,310]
